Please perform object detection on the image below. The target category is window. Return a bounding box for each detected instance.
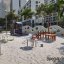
[26,20,31,26]
[32,20,34,27]
[27,3,28,6]
[22,22,26,26]
[39,23,42,25]
[36,5,38,7]
[50,17,52,21]
[35,23,42,26]
[36,27,38,30]
[27,27,29,29]
[53,17,56,21]
[36,1,38,4]
[22,20,32,26]
[36,5,38,9]
[29,0,31,3]
[39,1,40,3]
[29,4,31,8]
[32,29,34,31]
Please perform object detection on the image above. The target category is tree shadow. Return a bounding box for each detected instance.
[57,35,64,39]
[11,33,28,37]
[41,39,54,43]
[20,46,33,51]
[55,58,64,64]
[58,46,64,55]
[61,43,64,45]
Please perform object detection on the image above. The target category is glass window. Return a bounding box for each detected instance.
[29,4,31,8]
[27,27,29,29]
[36,5,38,8]
[50,17,52,21]
[39,23,42,25]
[36,27,38,30]
[32,29,34,31]
[35,23,42,26]
[36,1,38,4]
[26,20,31,26]
[22,22,26,26]
[53,17,56,21]
[39,1,40,3]
[32,20,34,27]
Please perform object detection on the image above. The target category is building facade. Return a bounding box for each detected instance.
[3,0,10,11]
[0,0,6,18]
[12,0,27,14]
[21,0,45,13]
[44,0,56,4]
[0,0,10,18]
[21,0,57,27]
[21,0,56,13]
[0,0,27,18]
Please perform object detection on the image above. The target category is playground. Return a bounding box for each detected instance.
[0,32,64,64]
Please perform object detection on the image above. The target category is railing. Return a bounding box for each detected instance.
[32,31,56,41]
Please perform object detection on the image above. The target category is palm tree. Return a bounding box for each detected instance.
[36,4,46,16]
[7,10,16,21]
[59,16,64,27]
[36,3,55,33]
[6,10,18,34]
[44,4,55,32]
[20,8,35,20]
[54,0,64,25]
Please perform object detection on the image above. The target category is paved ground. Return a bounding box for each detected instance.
[0,33,64,64]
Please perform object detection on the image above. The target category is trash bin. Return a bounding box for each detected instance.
[40,44,43,47]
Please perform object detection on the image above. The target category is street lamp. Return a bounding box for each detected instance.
[0,39,2,55]
[5,10,8,36]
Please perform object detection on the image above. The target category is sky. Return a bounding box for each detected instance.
[0,0,1,2]
[0,0,28,14]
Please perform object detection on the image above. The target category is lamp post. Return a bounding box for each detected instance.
[5,15,7,36]
[4,10,9,42]
[5,10,8,36]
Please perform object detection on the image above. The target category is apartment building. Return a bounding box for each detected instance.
[3,0,10,11]
[12,0,27,14]
[21,0,57,26]
[21,0,56,12]
[21,0,45,13]
[0,0,7,18]
[44,0,56,4]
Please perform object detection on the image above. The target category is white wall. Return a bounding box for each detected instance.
[22,26,46,34]
[12,0,19,14]
[31,0,44,12]
[12,0,27,14]
[3,0,10,11]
